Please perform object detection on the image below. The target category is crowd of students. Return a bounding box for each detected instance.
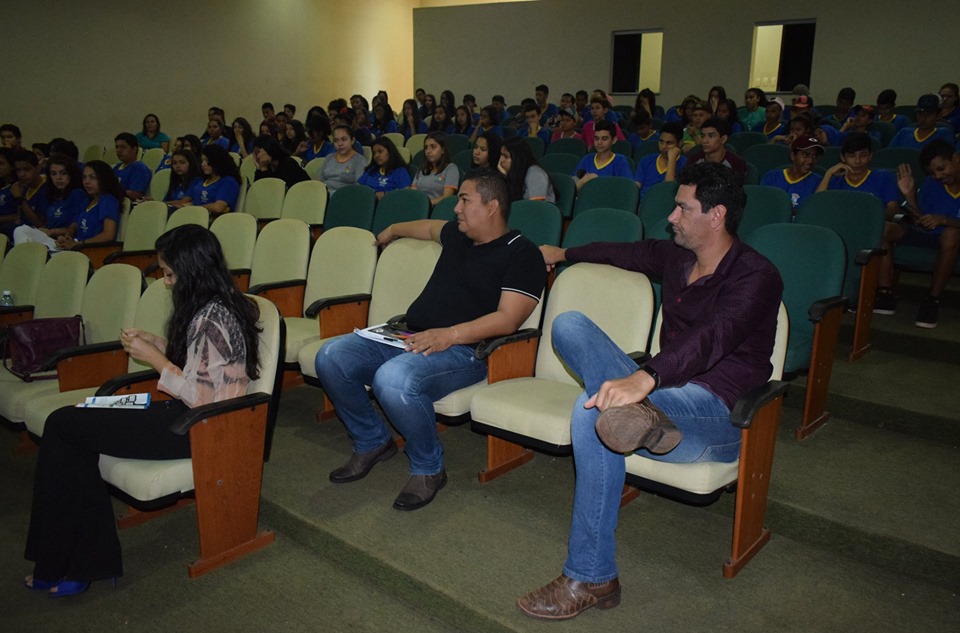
[2,81,958,326]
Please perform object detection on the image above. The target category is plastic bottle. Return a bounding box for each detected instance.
[0,290,13,307]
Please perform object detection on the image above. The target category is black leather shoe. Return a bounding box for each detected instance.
[329,439,398,483]
[392,471,447,511]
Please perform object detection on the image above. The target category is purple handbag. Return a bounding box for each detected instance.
[2,315,85,381]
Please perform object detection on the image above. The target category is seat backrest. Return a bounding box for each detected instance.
[873,147,923,186]
[539,153,581,175]
[323,184,376,231]
[743,144,791,178]
[796,190,885,301]
[431,195,458,221]
[550,173,576,219]
[452,150,473,176]
[523,136,546,159]
[150,168,171,202]
[82,143,104,163]
[727,132,768,155]
[165,206,209,230]
[633,141,660,161]
[445,134,470,156]
[509,200,563,246]
[405,134,426,157]
[242,177,286,220]
[305,157,326,180]
[280,180,328,226]
[739,185,793,240]
[573,176,639,217]
[371,189,430,236]
[82,263,143,343]
[248,219,310,288]
[382,132,405,149]
[368,238,442,324]
[128,277,174,371]
[32,251,89,319]
[562,208,643,248]
[302,227,378,314]
[638,180,679,239]
[245,294,284,397]
[0,242,47,307]
[240,155,257,186]
[546,138,586,157]
[210,212,258,270]
[121,201,169,251]
[537,263,654,383]
[746,223,845,373]
[141,147,166,172]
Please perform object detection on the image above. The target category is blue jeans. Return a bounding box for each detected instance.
[552,311,740,583]
[315,334,487,475]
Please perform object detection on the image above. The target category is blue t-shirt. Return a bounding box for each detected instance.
[203,136,230,150]
[45,188,87,229]
[574,153,633,179]
[358,166,413,194]
[229,139,254,155]
[155,154,172,172]
[517,126,551,146]
[187,176,240,212]
[826,169,900,206]
[628,130,659,150]
[818,124,841,146]
[0,183,17,216]
[753,121,788,141]
[21,177,49,226]
[301,141,334,162]
[634,153,687,200]
[164,176,203,203]
[371,120,400,136]
[760,168,819,210]
[75,195,121,241]
[878,114,910,132]
[888,127,954,150]
[113,161,152,195]
[402,121,428,139]
[917,176,960,235]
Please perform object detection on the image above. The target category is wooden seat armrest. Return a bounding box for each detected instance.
[304,293,372,318]
[808,296,848,322]
[730,381,789,429]
[49,341,129,392]
[168,392,272,435]
[248,280,306,318]
[0,305,35,327]
[854,247,886,265]
[97,369,161,396]
[474,328,541,360]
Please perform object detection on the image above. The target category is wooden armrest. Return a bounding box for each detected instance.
[0,305,35,327]
[248,280,306,318]
[854,248,886,266]
[169,392,272,435]
[54,341,129,392]
[808,296,848,322]
[476,328,541,384]
[304,293,372,318]
[730,381,789,429]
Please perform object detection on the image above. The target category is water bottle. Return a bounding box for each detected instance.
[0,290,13,307]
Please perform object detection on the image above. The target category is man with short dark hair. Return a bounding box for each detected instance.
[875,139,960,328]
[830,87,856,126]
[315,169,545,511]
[817,132,900,216]
[573,120,632,189]
[520,162,782,621]
[283,103,296,118]
[11,149,47,228]
[889,94,955,150]
[518,103,551,147]
[687,117,747,180]
[535,84,558,124]
[1,124,23,151]
[261,102,276,122]
[761,135,824,209]
[112,132,151,201]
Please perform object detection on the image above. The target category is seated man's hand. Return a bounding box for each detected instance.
[917,214,946,230]
[404,328,457,356]
[540,245,566,271]
[376,225,397,247]
[585,370,656,412]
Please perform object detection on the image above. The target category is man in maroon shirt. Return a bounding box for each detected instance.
[518,162,783,621]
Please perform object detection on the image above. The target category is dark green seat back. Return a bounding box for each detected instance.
[323,184,376,231]
[739,185,793,240]
[509,200,562,246]
[371,189,430,236]
[573,176,639,217]
[638,180,679,240]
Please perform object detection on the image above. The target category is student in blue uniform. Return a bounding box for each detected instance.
[112,132,152,202]
[517,104,551,148]
[452,106,475,137]
[230,118,256,159]
[302,114,334,162]
[0,148,21,239]
[202,119,230,151]
[535,84,559,125]
[370,103,400,138]
[12,154,85,248]
[889,94,955,150]
[839,105,882,145]
[754,98,788,140]
[55,160,122,250]
[876,89,910,132]
[573,120,633,190]
[760,135,823,211]
[358,136,412,200]
[634,122,686,201]
[187,145,241,218]
[428,105,453,135]
[400,99,428,140]
[468,107,504,146]
[817,132,900,216]
[627,109,658,150]
[11,150,48,228]
[829,87,856,127]
[163,149,203,211]
[876,139,960,328]
[938,83,960,132]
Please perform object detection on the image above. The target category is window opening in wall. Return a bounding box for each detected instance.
[611,30,663,95]
[749,21,816,92]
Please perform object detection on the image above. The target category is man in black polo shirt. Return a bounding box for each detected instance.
[315,169,545,511]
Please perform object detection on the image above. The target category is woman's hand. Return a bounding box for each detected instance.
[120,328,169,372]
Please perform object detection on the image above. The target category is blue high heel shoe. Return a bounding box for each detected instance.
[48,580,91,598]
[23,576,59,592]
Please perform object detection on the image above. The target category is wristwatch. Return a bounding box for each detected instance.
[640,365,660,390]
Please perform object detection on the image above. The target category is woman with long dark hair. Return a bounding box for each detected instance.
[163,148,202,209]
[55,160,123,250]
[186,145,242,217]
[23,224,261,597]
[498,136,555,203]
[12,154,85,247]
[358,136,411,200]
[230,117,255,158]
[400,98,427,140]
[410,131,457,205]
[253,134,309,189]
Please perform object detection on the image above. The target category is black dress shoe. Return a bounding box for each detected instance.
[329,439,398,483]
[392,471,447,511]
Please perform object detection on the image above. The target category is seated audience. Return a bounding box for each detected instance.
[876,89,910,132]
[162,149,202,210]
[281,119,307,157]
[471,132,502,170]
[0,123,23,151]
[573,120,633,190]
[715,98,742,134]
[410,131,458,206]
[230,117,256,159]
[202,119,230,150]
[829,87,856,127]
[754,98,788,140]
[876,139,960,328]
[0,147,19,239]
[939,83,960,131]
[499,136,555,203]
[627,109,658,150]
[889,95,955,150]
[535,84,559,124]
[400,99,428,140]
[136,114,170,152]
[319,125,368,193]
[683,101,712,153]
[518,103,551,147]
[13,154,85,248]
[55,160,122,250]
[738,88,767,132]
[301,115,335,162]
[12,150,49,228]
[358,136,412,200]
[686,118,747,180]
[839,105,882,144]
[186,145,241,217]
[469,107,504,145]
[552,108,583,143]
[428,105,453,135]
[770,113,814,147]
[817,132,900,216]
[760,135,824,210]
[112,133,152,202]
[582,98,625,151]
[370,103,400,138]
[634,122,686,200]
[452,106,475,137]
[253,135,310,189]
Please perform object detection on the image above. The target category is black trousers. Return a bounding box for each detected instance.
[24,400,191,582]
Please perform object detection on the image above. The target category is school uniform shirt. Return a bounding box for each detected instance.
[44,188,87,229]
[371,120,400,137]
[202,136,230,150]
[187,175,240,212]
[760,168,819,210]
[20,176,49,227]
[402,121,429,139]
[229,139,254,155]
[321,152,368,193]
[628,130,659,150]
[75,195,121,241]
[818,124,841,146]
[155,154,172,172]
[941,108,960,133]
[888,126,955,150]
[113,161,152,194]
[358,166,413,195]
[0,183,17,216]
[164,176,202,203]
[581,121,626,149]
[826,169,900,206]
[573,152,633,179]
[301,141,334,162]
[635,153,687,200]
[917,176,960,235]
[878,113,910,132]
[517,126,552,147]
[412,163,459,200]
[753,121,788,141]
